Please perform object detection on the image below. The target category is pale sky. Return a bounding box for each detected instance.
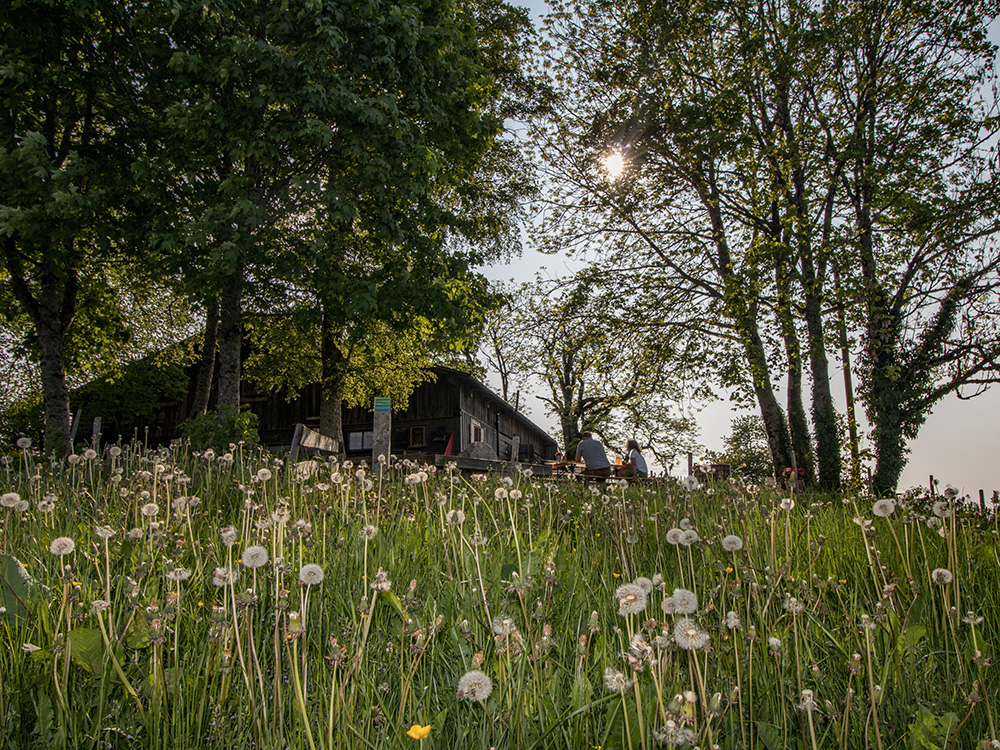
[488,0,1000,496]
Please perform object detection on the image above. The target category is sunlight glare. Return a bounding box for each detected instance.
[602,151,625,181]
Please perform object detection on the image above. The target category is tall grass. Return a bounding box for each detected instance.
[0,441,997,749]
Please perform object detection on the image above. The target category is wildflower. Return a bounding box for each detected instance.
[931,568,953,585]
[665,528,683,545]
[780,497,795,511]
[126,527,143,542]
[680,476,701,492]
[494,487,508,500]
[671,588,698,615]
[82,448,98,461]
[49,537,75,556]
[406,724,431,740]
[299,563,325,586]
[272,505,290,523]
[67,454,81,465]
[679,518,693,531]
[492,614,518,636]
[722,534,743,552]
[241,545,269,569]
[220,526,237,547]
[467,531,486,547]
[674,618,710,650]
[91,600,110,613]
[931,501,950,518]
[13,500,27,512]
[371,567,392,592]
[360,525,378,541]
[651,573,665,590]
[37,495,56,513]
[768,637,782,655]
[212,567,236,587]
[16,437,31,449]
[784,597,806,614]
[678,529,699,546]
[140,503,159,517]
[798,689,818,712]
[963,612,985,626]
[633,576,654,595]
[108,446,122,457]
[1,492,19,508]
[614,583,648,616]
[725,611,741,630]
[446,509,466,526]
[166,567,193,582]
[456,670,493,702]
[661,596,677,616]
[603,666,633,693]
[872,499,896,517]
[95,525,115,539]
[256,468,272,482]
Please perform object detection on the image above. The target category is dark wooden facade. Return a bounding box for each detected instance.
[109,364,557,463]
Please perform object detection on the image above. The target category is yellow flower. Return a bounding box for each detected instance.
[407,724,431,740]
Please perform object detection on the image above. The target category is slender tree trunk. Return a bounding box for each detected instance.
[36,315,72,455]
[801,272,841,489]
[775,254,815,484]
[187,298,220,419]
[215,267,243,411]
[319,309,347,460]
[832,268,861,487]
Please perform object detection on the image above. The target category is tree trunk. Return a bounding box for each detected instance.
[187,298,220,419]
[3,239,76,456]
[319,309,347,459]
[802,271,841,490]
[215,267,243,411]
[744,325,794,479]
[36,315,72,455]
[775,254,815,484]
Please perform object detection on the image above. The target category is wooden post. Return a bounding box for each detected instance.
[372,397,391,476]
[979,489,986,512]
[929,475,935,497]
[91,417,102,448]
[510,436,521,464]
[289,423,305,463]
[69,408,82,445]
[687,452,693,476]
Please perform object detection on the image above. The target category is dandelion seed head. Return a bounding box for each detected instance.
[360,524,378,540]
[299,563,325,586]
[679,529,699,546]
[220,526,237,547]
[671,588,698,615]
[634,576,654,595]
[241,545,269,569]
[665,528,683,545]
[256,468,272,482]
[931,567,953,585]
[492,614,518,636]
[16,437,31,449]
[614,583,648,616]
[872,499,896,517]
[1,492,20,508]
[166,567,192,582]
[603,666,633,693]
[446,509,466,526]
[49,537,75,556]
[722,534,743,552]
[456,670,493,702]
[674,618,710,650]
[140,502,159,517]
[95,525,115,539]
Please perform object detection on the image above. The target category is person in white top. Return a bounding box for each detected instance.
[625,439,648,478]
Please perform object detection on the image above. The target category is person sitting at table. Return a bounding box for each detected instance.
[622,439,648,478]
[575,431,613,481]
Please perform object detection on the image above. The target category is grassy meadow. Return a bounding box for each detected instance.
[0,441,997,749]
